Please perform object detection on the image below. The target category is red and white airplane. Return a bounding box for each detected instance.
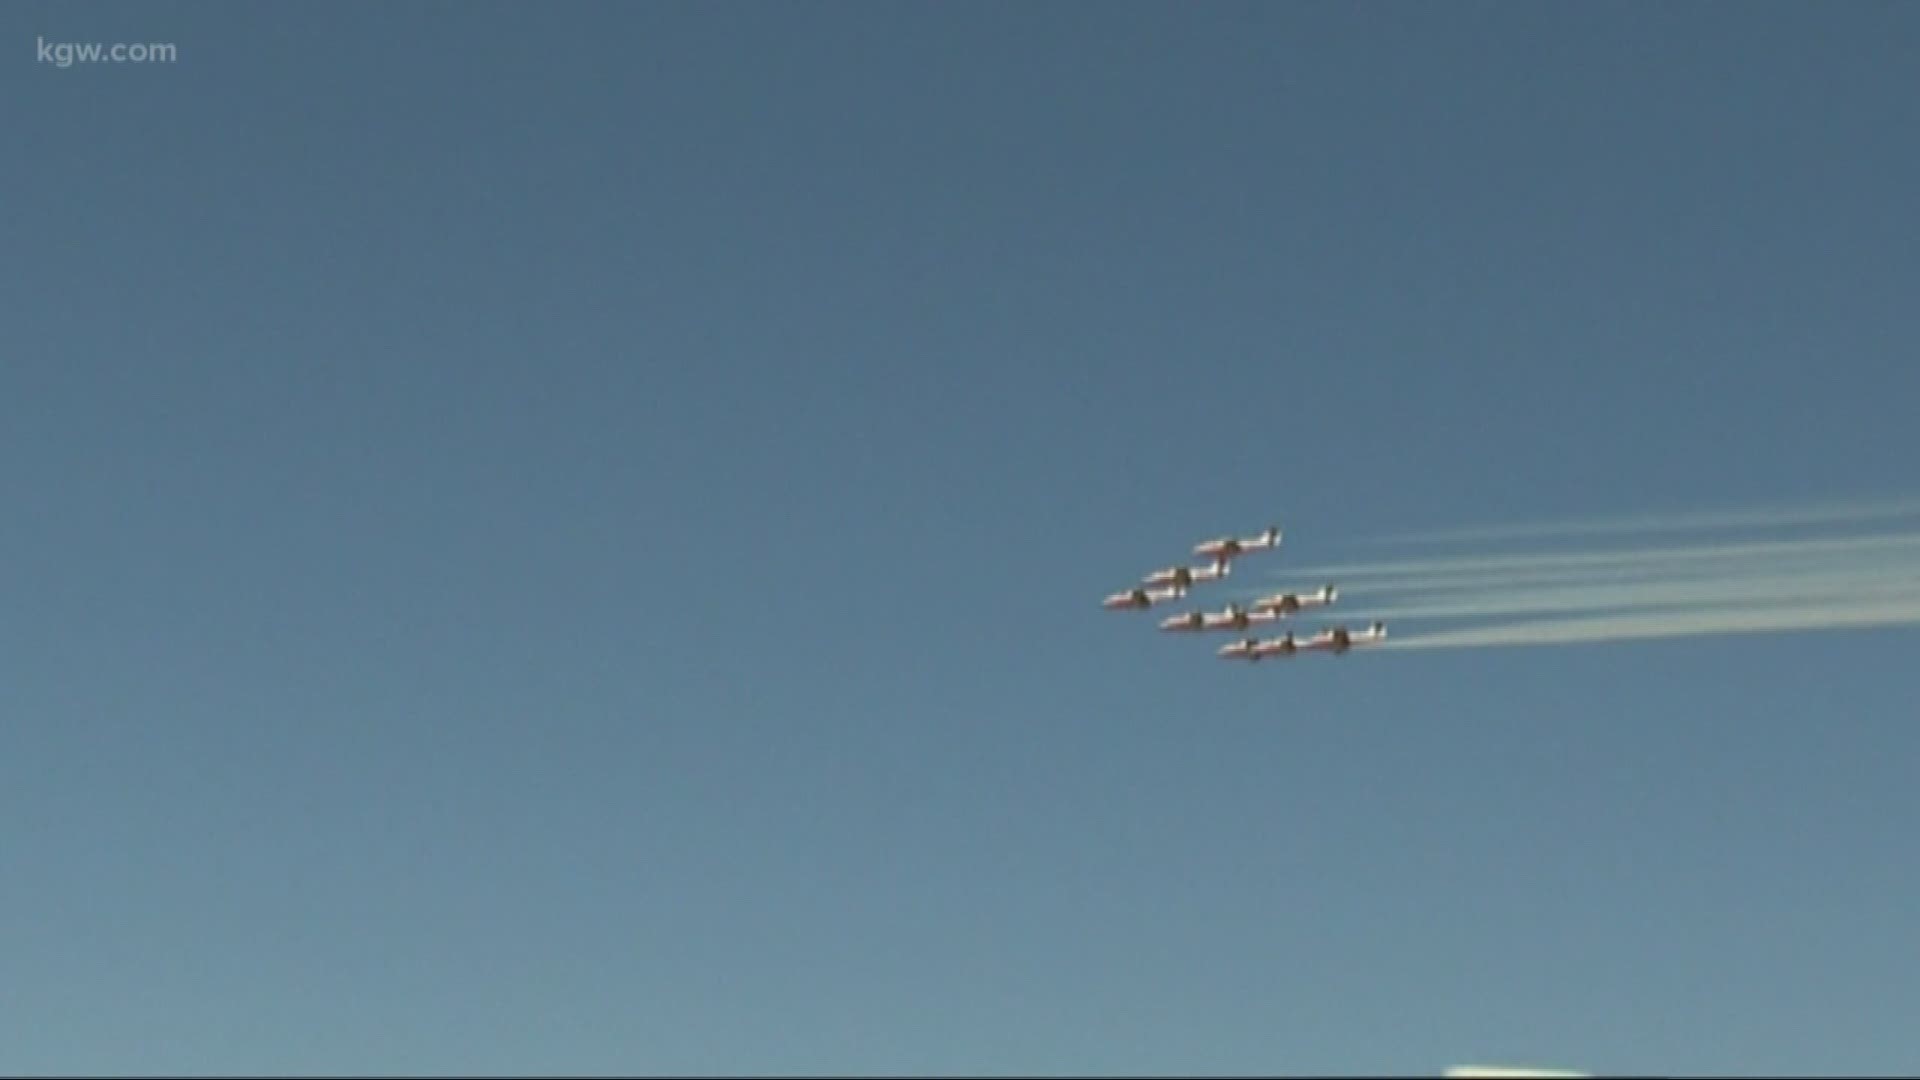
[1249,583,1338,615]
[1103,584,1189,611]
[1299,621,1388,654]
[1141,557,1231,590]
[1193,525,1282,562]
[1159,602,1283,633]
[1217,632,1299,661]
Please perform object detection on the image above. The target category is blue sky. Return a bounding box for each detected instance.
[6,2,1918,1075]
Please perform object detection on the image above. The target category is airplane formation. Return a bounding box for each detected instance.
[1102,524,1388,661]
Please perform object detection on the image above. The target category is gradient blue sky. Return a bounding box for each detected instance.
[7,2,1919,1075]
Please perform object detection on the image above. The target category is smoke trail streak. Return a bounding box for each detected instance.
[1225,502,1920,653]
[1302,560,1748,602]
[1365,494,1920,546]
[1360,573,1920,624]
[1337,545,1920,618]
[1382,591,1920,651]
[1267,531,1920,589]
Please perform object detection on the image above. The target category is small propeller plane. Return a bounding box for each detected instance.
[1193,525,1282,562]
[1103,584,1189,611]
[1217,631,1300,661]
[1299,621,1388,654]
[1141,557,1231,590]
[1249,583,1338,615]
[1159,602,1282,633]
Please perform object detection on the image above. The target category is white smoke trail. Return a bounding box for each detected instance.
[1239,506,1920,653]
[1264,532,1920,593]
[1382,589,1920,651]
[1357,565,1920,624]
[1365,493,1920,546]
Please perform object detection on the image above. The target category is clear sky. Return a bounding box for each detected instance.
[6,2,1918,1075]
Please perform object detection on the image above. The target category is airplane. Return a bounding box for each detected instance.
[1193,525,1282,561]
[1299,621,1388,654]
[1102,584,1188,611]
[1142,557,1231,590]
[1250,583,1338,615]
[1217,631,1299,661]
[1160,602,1282,633]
